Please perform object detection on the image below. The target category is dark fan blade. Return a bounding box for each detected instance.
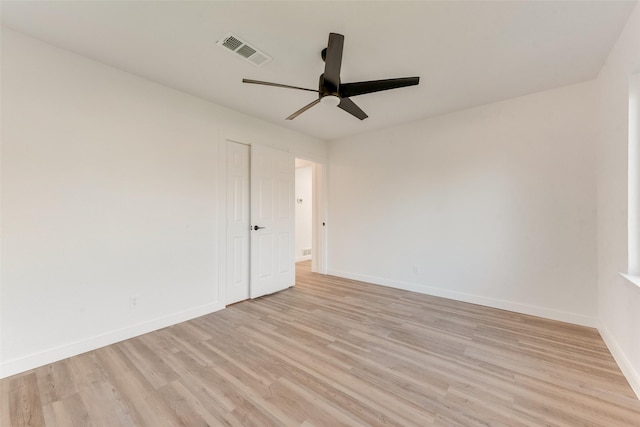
[286,98,322,120]
[323,33,344,90]
[242,79,318,93]
[338,97,368,120]
[339,77,419,98]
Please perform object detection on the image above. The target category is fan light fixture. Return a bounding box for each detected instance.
[321,95,341,107]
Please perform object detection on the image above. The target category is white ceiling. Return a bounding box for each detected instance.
[1,1,636,141]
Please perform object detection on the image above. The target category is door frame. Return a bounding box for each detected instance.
[218,137,328,306]
[295,157,328,274]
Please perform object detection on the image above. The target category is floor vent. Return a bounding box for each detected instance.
[217,33,272,67]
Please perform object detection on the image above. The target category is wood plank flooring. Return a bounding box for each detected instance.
[2,260,640,426]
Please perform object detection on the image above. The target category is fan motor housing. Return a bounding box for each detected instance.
[319,74,339,98]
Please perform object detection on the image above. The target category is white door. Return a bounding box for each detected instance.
[225,141,250,304]
[250,144,295,298]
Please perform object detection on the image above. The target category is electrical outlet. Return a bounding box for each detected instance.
[129,295,140,310]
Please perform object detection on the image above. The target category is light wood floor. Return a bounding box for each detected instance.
[2,261,640,426]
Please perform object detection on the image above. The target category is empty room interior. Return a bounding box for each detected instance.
[2,1,640,426]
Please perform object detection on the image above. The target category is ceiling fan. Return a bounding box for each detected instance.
[242,33,420,121]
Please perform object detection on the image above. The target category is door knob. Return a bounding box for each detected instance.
[253,225,266,231]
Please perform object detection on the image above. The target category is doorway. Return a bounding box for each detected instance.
[223,141,326,306]
[295,159,314,266]
[224,140,295,306]
[294,157,327,275]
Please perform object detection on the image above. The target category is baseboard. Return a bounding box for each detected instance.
[598,324,640,400]
[327,269,597,328]
[296,255,312,262]
[0,302,224,379]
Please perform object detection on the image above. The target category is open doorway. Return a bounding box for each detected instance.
[295,158,326,274]
[295,159,314,268]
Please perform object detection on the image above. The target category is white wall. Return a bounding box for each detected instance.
[295,165,313,262]
[328,80,598,326]
[0,28,326,378]
[595,3,640,398]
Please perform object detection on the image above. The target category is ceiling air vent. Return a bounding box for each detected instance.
[217,33,272,67]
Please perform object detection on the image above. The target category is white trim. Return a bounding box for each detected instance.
[327,269,597,327]
[296,255,312,262]
[629,73,640,276]
[619,272,640,290]
[312,161,328,274]
[0,302,223,379]
[293,155,328,275]
[217,133,229,308]
[598,324,640,400]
